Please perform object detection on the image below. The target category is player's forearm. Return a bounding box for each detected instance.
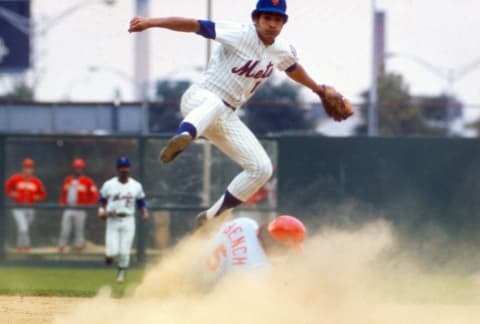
[129,16,200,33]
[152,17,199,32]
[286,64,323,93]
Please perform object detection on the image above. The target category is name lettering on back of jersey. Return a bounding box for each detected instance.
[231,60,274,79]
[223,222,248,266]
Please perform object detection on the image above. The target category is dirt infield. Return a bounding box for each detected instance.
[1,295,480,324]
[0,296,85,324]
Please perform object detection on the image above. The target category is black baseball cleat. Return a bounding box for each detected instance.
[160,133,193,163]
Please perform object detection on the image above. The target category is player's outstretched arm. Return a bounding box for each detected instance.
[286,63,353,121]
[128,16,200,33]
[286,63,324,94]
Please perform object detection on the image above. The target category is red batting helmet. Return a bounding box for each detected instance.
[72,159,86,168]
[268,215,306,252]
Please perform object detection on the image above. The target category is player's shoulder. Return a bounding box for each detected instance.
[214,20,249,32]
[272,37,296,54]
[127,177,141,185]
[31,176,44,183]
[79,175,94,183]
[231,217,260,231]
[127,177,144,189]
[102,177,117,186]
[7,173,22,181]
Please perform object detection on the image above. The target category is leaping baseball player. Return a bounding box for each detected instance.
[98,156,149,284]
[128,0,353,226]
[194,215,306,287]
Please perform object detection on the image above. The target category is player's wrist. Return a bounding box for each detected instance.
[313,84,326,95]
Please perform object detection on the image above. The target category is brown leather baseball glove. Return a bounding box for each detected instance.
[315,85,354,122]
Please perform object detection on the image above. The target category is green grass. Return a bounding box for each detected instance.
[0,267,144,297]
[0,267,478,304]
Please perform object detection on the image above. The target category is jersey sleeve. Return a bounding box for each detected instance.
[87,178,100,205]
[196,20,246,48]
[276,44,299,72]
[136,183,146,200]
[59,178,68,205]
[5,175,16,196]
[35,178,47,201]
[99,181,108,199]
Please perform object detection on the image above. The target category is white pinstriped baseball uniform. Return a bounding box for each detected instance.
[181,20,297,211]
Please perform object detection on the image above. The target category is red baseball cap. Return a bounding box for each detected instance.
[72,159,86,168]
[22,158,35,167]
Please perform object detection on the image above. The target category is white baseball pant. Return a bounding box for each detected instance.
[105,216,135,268]
[181,85,273,202]
[12,208,35,247]
[58,209,87,248]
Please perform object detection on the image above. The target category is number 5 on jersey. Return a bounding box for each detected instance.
[206,244,227,271]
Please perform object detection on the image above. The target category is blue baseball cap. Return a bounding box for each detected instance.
[254,0,288,17]
[116,156,131,168]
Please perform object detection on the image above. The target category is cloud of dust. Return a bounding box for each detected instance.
[54,220,480,324]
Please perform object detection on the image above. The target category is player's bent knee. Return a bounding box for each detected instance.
[253,160,273,185]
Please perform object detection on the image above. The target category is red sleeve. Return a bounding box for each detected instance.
[5,175,18,196]
[5,176,14,196]
[35,178,47,201]
[59,177,69,205]
[87,177,100,205]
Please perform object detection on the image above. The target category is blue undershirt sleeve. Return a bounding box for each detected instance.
[285,63,298,73]
[136,198,147,209]
[196,20,216,39]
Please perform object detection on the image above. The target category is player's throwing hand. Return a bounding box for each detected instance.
[128,16,149,32]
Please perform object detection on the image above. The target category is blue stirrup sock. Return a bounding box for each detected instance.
[207,190,243,218]
[176,122,197,139]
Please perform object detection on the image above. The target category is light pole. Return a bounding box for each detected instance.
[202,0,213,207]
[386,52,480,136]
[368,0,379,137]
[206,0,212,66]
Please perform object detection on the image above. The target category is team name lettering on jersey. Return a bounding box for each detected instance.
[231,60,274,79]
[112,193,133,207]
[17,181,38,191]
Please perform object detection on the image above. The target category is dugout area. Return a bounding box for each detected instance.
[0,134,479,272]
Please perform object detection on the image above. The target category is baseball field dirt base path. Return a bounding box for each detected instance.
[0,296,86,324]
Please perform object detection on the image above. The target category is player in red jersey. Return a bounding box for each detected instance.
[5,158,47,252]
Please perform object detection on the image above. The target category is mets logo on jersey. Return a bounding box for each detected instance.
[231,60,274,79]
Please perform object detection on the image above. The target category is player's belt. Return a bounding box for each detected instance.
[116,213,130,218]
[222,99,237,111]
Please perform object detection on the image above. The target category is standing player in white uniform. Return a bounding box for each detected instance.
[98,157,149,283]
[129,0,348,225]
[194,215,306,287]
